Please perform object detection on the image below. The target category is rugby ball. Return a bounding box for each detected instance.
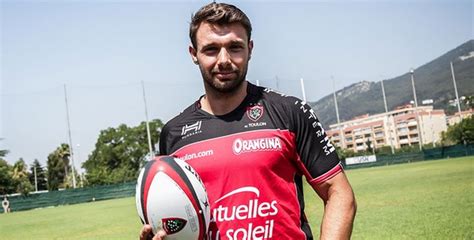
[136,156,210,240]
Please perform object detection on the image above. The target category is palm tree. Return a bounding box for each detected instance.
[57,143,70,179]
[12,159,28,180]
[0,139,8,161]
[0,150,7,159]
[12,158,33,195]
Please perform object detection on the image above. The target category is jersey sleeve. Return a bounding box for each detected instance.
[158,125,170,155]
[288,98,342,187]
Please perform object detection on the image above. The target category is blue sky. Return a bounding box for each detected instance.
[1,0,472,169]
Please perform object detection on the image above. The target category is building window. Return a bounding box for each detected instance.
[397,121,408,127]
[398,127,408,133]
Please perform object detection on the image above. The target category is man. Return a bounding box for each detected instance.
[2,196,10,213]
[140,2,356,240]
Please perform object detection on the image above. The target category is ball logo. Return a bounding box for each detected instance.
[233,137,282,155]
[162,218,187,234]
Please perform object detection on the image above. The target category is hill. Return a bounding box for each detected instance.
[310,40,474,127]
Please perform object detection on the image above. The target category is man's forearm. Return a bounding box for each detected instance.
[314,172,357,240]
[320,190,356,239]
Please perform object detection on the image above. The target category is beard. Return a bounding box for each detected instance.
[199,61,249,95]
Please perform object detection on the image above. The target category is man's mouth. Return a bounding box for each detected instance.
[214,71,236,79]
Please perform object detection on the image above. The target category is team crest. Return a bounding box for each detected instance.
[162,217,187,234]
[247,105,264,122]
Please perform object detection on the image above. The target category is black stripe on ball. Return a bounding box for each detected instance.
[140,159,157,225]
[161,156,206,235]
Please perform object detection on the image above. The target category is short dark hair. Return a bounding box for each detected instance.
[189,2,252,49]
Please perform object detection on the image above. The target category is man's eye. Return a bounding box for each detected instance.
[230,46,243,52]
[203,47,218,53]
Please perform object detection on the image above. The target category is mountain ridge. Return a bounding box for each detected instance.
[310,39,474,127]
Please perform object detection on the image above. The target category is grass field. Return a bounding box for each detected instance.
[0,156,472,239]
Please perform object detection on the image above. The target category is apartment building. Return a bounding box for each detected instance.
[326,105,447,152]
[447,109,473,126]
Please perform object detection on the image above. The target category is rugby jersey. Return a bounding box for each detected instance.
[159,82,342,240]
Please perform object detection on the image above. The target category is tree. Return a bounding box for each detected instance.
[335,146,355,162]
[0,138,8,160]
[0,150,8,159]
[46,143,70,191]
[374,146,393,155]
[463,95,473,109]
[28,159,47,191]
[63,168,80,189]
[12,158,33,195]
[442,116,474,145]
[0,160,14,195]
[83,119,163,185]
[365,139,374,154]
[0,140,15,195]
[440,131,455,146]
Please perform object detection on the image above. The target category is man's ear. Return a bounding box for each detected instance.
[248,40,254,60]
[189,45,198,64]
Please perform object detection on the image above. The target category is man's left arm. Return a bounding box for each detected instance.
[314,171,356,240]
[285,98,356,238]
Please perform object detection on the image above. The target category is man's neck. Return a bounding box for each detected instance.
[200,81,248,116]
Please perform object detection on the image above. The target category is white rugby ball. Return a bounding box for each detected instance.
[136,156,210,240]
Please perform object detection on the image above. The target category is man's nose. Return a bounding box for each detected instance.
[217,48,231,67]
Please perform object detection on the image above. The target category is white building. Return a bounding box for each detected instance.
[326,105,447,152]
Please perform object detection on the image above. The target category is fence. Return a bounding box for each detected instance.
[2,144,472,213]
[343,144,474,169]
[1,181,136,213]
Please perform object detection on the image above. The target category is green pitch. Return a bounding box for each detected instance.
[0,156,472,239]
[306,156,474,239]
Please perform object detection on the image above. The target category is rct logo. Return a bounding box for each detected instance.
[246,105,264,122]
[162,217,187,234]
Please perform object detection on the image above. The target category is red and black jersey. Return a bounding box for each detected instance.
[159,82,342,240]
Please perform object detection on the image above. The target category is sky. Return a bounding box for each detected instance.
[1,0,472,170]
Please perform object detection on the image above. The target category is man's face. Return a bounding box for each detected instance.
[190,22,253,94]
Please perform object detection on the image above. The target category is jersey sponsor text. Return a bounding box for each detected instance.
[178,150,214,161]
[211,187,278,240]
[232,137,282,155]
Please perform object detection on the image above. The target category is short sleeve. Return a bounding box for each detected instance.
[158,125,170,155]
[288,98,342,187]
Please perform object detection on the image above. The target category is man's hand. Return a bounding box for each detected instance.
[139,225,167,240]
